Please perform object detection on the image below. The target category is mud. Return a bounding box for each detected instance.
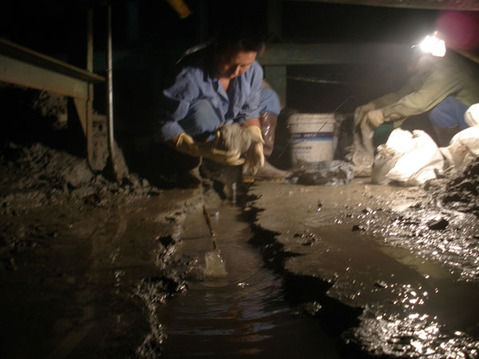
[0,139,197,357]
[1,87,478,358]
[247,159,479,358]
[152,205,340,358]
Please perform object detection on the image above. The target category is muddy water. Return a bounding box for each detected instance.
[157,205,340,358]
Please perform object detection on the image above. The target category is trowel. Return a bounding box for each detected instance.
[202,200,228,278]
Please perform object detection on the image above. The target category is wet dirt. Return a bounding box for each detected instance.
[1,87,478,358]
[0,88,197,357]
[247,162,479,358]
[0,160,198,358]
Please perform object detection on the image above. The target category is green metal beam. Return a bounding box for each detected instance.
[259,43,410,65]
[259,42,411,107]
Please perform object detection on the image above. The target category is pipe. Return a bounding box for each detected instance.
[107,3,115,168]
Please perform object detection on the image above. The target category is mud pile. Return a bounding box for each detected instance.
[354,156,479,283]
[0,86,159,211]
[0,141,160,213]
[0,130,191,357]
[439,157,479,216]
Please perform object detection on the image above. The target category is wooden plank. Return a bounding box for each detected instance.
[0,54,89,99]
[0,37,104,83]
[0,33,108,173]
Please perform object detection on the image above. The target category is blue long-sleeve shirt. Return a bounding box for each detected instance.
[156,53,264,141]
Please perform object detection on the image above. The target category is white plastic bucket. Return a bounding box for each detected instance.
[287,113,336,168]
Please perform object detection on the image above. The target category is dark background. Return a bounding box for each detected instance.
[1,1,473,116]
[0,0,441,99]
[1,0,478,171]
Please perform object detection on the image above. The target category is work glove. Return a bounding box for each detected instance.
[364,109,385,129]
[243,126,265,175]
[175,132,245,166]
[354,102,376,126]
[357,109,386,157]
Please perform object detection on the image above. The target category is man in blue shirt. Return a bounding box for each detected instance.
[155,29,286,187]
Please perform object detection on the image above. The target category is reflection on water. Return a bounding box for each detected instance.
[157,206,339,358]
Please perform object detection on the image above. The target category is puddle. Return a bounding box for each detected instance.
[156,205,340,358]
[379,246,453,280]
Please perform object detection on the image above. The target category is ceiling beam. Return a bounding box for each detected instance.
[285,0,479,11]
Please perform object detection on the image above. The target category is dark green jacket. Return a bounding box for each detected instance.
[373,51,479,120]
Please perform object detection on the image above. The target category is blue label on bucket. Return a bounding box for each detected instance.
[291,132,333,141]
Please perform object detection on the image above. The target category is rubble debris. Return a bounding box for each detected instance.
[291,160,355,186]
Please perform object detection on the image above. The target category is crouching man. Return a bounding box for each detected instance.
[154,27,289,187]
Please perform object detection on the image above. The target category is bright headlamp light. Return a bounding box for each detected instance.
[415,32,446,57]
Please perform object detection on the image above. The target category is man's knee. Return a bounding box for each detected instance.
[180,99,222,137]
[430,108,454,128]
[429,96,468,129]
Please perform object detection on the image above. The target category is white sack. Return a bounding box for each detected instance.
[464,103,479,127]
[373,128,444,186]
[439,126,479,170]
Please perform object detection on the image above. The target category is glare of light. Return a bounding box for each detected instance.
[418,32,446,57]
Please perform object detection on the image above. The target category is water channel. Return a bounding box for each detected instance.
[156,204,340,358]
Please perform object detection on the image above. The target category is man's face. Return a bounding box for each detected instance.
[216,50,257,79]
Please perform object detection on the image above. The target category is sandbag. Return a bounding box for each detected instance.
[439,126,479,171]
[372,128,444,186]
[465,103,479,127]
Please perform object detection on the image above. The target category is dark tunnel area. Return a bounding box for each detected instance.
[1,1,479,358]
[0,0,447,187]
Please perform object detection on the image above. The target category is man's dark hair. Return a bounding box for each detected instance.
[212,26,266,55]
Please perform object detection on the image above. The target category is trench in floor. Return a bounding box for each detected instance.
[156,204,342,358]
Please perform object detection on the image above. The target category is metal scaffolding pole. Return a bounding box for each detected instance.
[107,3,115,168]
